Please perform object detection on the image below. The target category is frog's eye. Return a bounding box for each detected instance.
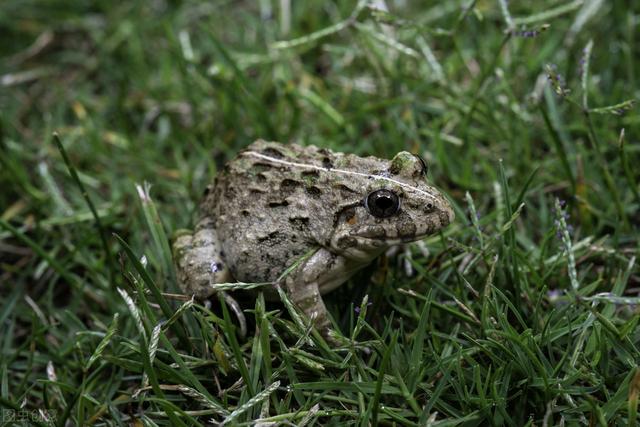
[365,189,400,218]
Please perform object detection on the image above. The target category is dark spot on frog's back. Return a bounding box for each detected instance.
[261,147,285,159]
[305,186,322,198]
[318,148,331,155]
[221,184,238,202]
[322,157,333,169]
[302,170,320,182]
[280,178,301,195]
[389,162,401,175]
[335,184,359,198]
[268,200,289,208]
[257,231,286,247]
[250,162,275,174]
[289,216,310,231]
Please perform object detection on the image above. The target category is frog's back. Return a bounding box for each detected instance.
[206,141,347,282]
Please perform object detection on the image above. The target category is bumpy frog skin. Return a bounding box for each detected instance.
[173,140,454,337]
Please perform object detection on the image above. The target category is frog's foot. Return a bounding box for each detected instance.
[285,277,343,345]
[284,248,356,346]
[173,217,231,298]
[286,278,332,330]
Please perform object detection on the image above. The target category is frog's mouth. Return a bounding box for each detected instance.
[352,208,454,244]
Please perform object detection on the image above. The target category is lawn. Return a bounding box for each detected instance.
[1,0,639,425]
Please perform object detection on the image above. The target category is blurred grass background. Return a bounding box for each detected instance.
[1,0,639,425]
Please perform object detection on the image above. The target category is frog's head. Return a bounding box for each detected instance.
[329,152,454,262]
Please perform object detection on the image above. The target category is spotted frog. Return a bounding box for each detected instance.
[173,140,454,338]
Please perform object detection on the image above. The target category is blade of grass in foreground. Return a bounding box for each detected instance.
[112,233,191,350]
[370,331,398,427]
[579,41,627,228]
[218,292,256,398]
[135,182,176,283]
[52,132,115,286]
[116,249,228,422]
[629,369,640,426]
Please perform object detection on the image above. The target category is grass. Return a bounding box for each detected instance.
[1,0,639,425]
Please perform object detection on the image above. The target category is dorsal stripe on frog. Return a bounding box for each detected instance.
[242,150,440,202]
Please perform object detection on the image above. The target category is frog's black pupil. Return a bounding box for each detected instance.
[366,189,400,218]
[376,196,393,210]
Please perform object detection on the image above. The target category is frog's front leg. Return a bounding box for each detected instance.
[285,249,359,342]
[173,216,231,298]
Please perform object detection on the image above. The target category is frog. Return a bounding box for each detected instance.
[173,140,454,339]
